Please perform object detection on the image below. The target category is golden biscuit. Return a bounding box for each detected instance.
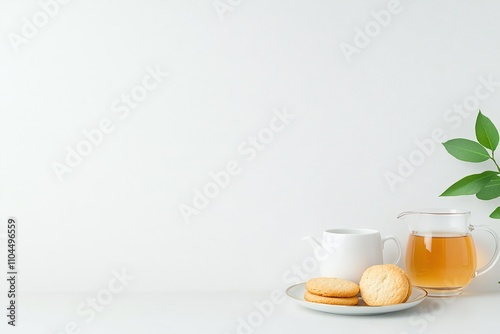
[359,264,411,306]
[305,277,360,298]
[304,291,359,306]
[402,270,412,303]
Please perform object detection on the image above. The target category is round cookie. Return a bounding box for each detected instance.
[305,277,360,298]
[304,291,359,306]
[359,264,410,306]
[402,271,412,303]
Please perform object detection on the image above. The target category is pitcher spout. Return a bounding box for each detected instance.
[397,211,414,219]
[397,210,420,233]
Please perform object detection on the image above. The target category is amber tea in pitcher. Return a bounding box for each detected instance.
[398,209,499,296]
[405,233,477,290]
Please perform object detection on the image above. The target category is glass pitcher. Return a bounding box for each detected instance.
[398,209,500,296]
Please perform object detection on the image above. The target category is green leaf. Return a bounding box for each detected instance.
[442,138,490,162]
[475,111,499,151]
[476,176,500,200]
[440,171,498,196]
[489,207,500,219]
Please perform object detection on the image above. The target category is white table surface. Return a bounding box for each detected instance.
[3,288,500,334]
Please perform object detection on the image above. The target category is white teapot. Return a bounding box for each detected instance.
[303,228,401,283]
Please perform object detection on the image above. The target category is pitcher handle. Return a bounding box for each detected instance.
[382,235,402,265]
[472,225,500,277]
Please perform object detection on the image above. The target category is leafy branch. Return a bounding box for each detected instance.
[441,111,500,219]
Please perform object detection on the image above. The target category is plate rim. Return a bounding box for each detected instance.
[285,282,428,315]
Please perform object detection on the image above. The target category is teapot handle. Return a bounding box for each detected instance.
[381,235,402,265]
[472,225,500,277]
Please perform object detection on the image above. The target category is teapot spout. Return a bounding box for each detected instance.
[302,236,323,259]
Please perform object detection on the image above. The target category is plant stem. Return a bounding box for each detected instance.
[492,151,500,173]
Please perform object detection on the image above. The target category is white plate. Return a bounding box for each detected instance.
[286,283,427,315]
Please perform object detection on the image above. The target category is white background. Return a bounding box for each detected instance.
[1,0,500,298]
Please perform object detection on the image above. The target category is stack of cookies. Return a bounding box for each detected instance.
[304,277,360,306]
[304,264,412,307]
